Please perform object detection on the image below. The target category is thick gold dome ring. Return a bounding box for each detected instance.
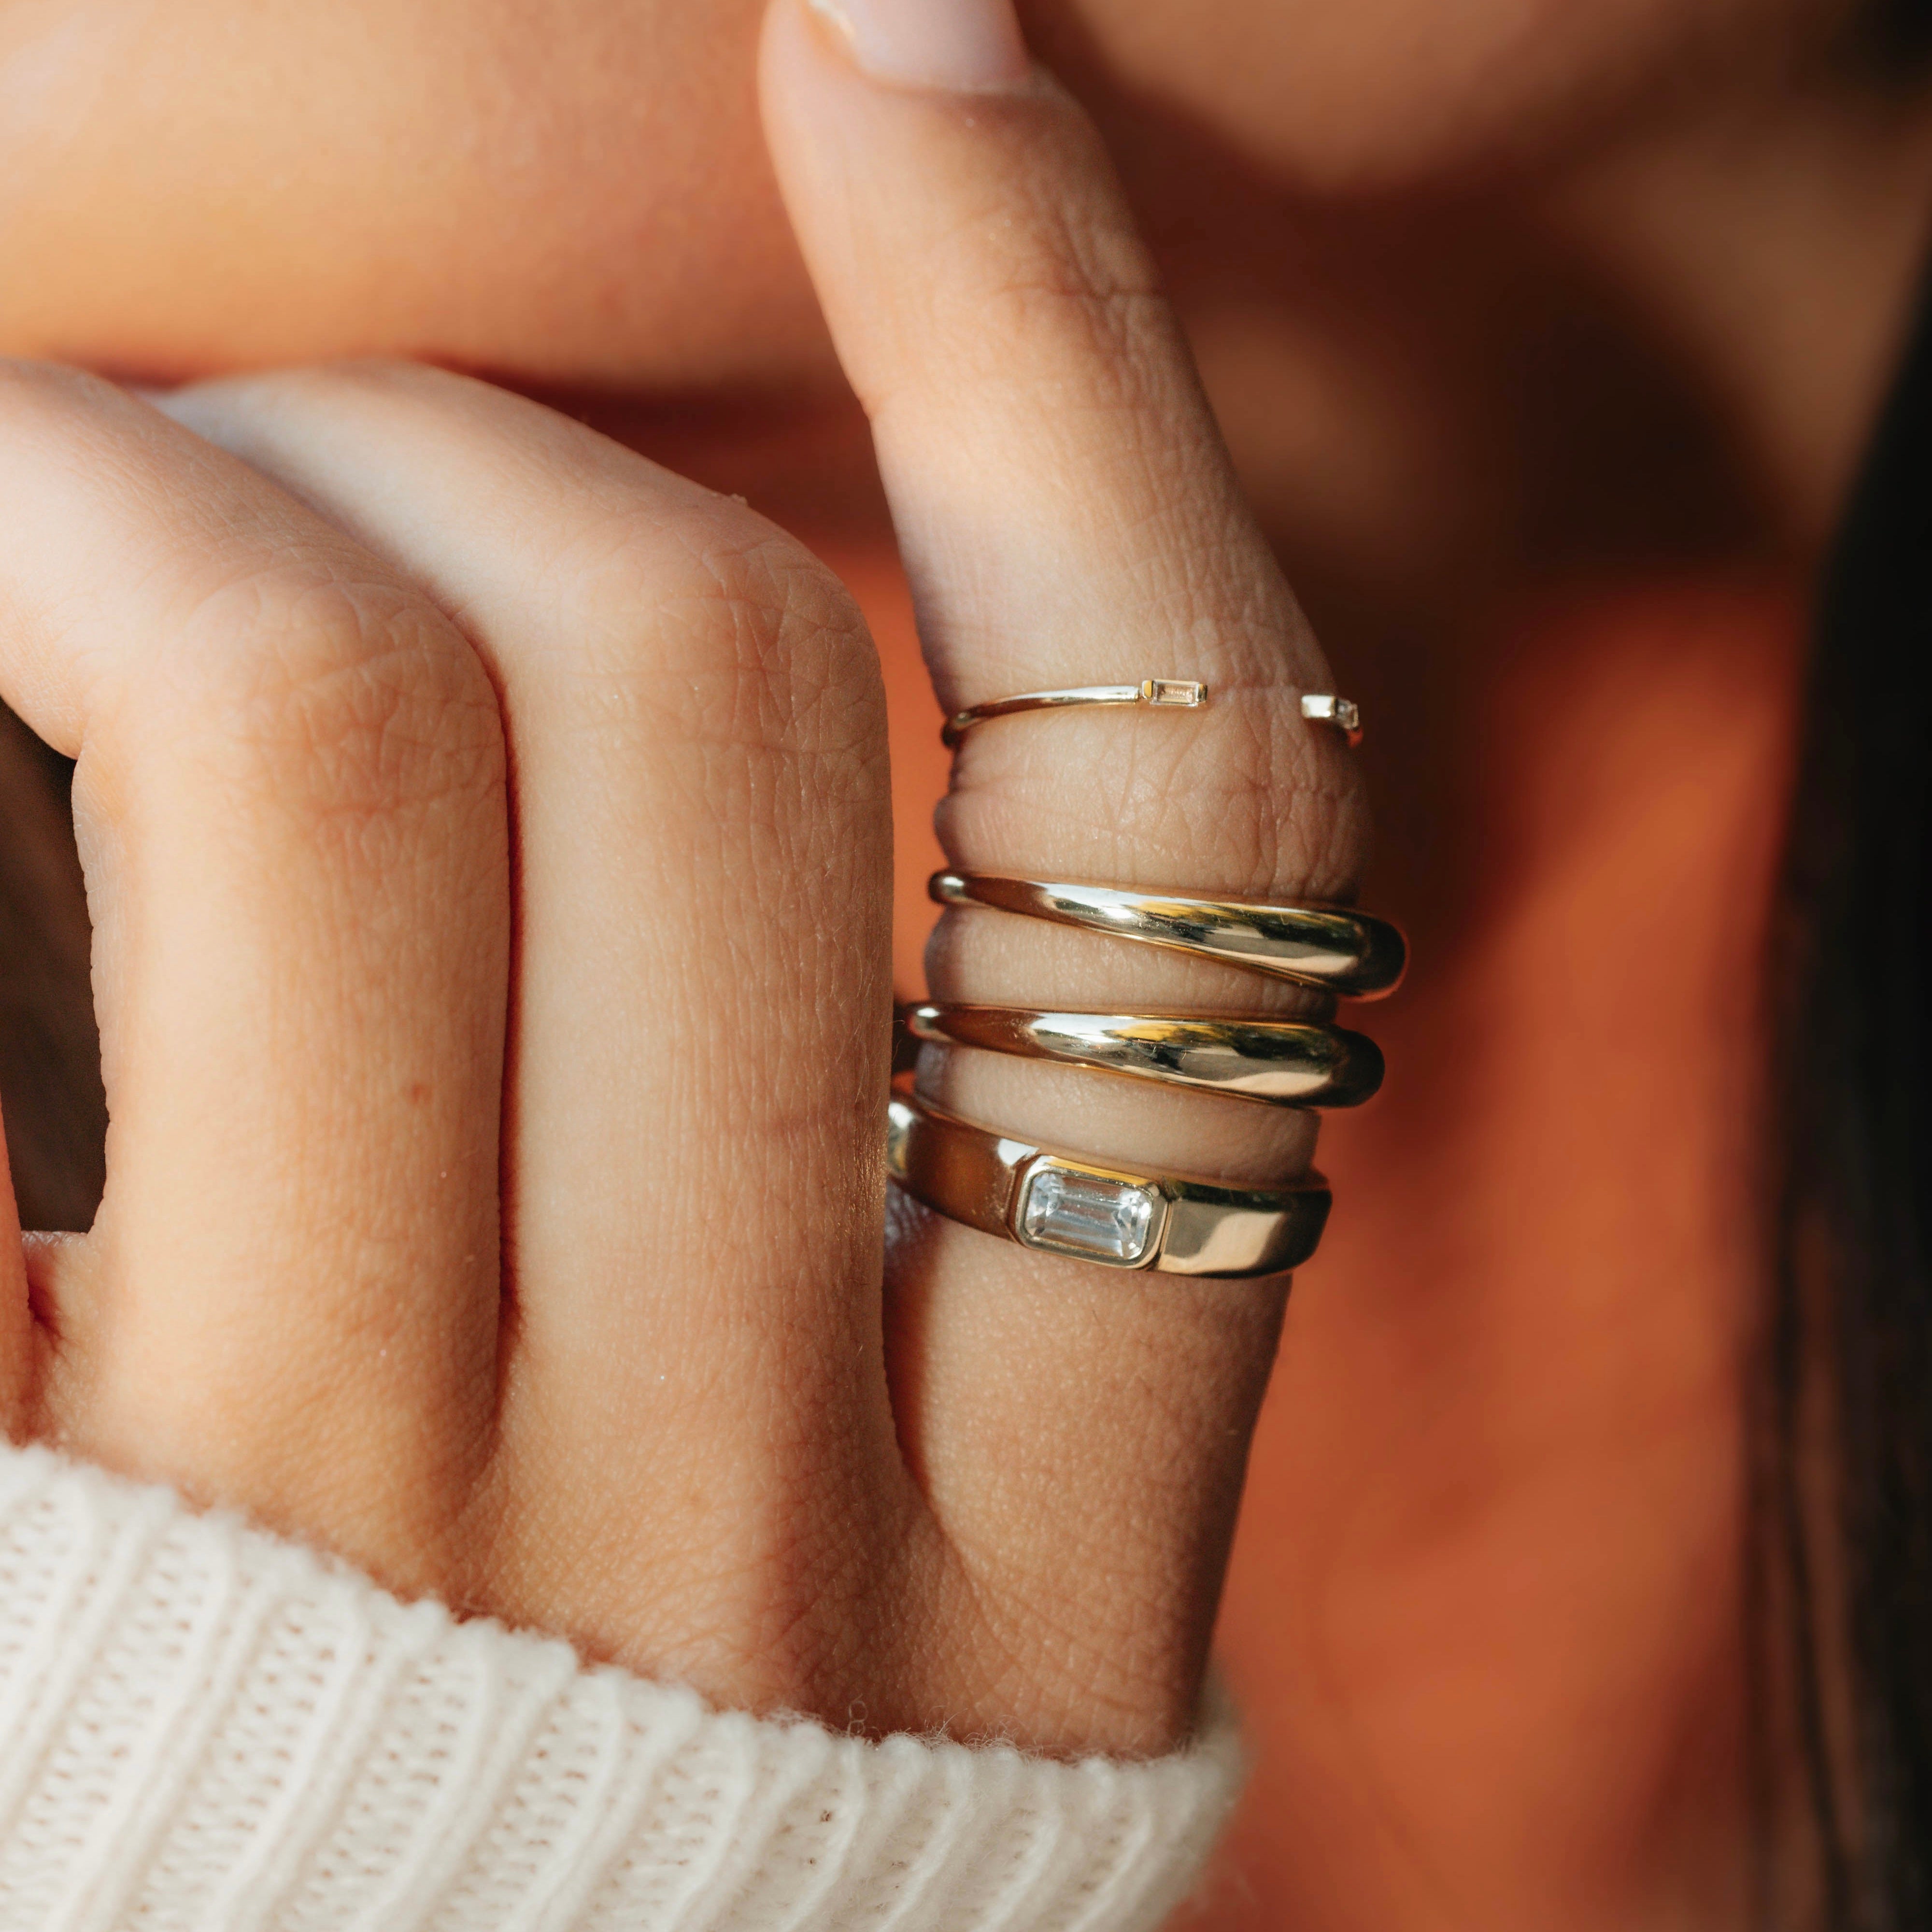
[887,1088,1331,1279]
[904,1004,1384,1108]
[928,873,1407,998]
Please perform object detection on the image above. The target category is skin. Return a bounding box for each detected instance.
[3,0,1932,1923]
[0,4,1363,1761]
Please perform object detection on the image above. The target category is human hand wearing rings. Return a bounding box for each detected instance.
[0,0,1367,1760]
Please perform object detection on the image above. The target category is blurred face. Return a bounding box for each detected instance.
[0,0,1855,396]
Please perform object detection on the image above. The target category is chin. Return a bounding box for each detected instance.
[1038,0,1834,193]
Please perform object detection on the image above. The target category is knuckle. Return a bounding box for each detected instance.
[563,499,884,769]
[124,565,502,826]
[942,690,1369,905]
[902,137,1170,412]
[1183,707,1367,901]
[991,205,1167,381]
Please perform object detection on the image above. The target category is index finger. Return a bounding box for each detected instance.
[762,0,1365,1035]
[761,0,1376,1751]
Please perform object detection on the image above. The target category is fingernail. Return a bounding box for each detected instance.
[806,0,1030,92]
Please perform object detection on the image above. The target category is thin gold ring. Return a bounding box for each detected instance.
[887,1087,1330,1278]
[941,677,1207,748]
[928,872,1407,998]
[904,1004,1384,1108]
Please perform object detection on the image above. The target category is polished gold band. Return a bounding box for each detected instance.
[904,1004,1384,1108]
[887,1088,1330,1279]
[942,677,1207,748]
[929,872,1407,998]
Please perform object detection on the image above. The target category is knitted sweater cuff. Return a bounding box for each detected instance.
[0,1443,1244,1931]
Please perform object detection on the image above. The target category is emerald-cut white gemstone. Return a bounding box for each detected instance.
[1017,1165,1161,1264]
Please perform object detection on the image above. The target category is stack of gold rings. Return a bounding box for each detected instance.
[888,679,1404,1280]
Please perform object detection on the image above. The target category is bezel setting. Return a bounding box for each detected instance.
[1011,1157,1168,1267]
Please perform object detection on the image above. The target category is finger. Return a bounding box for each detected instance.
[159,364,912,1698]
[762,0,1370,1747]
[0,364,508,1576]
[763,0,1361,1159]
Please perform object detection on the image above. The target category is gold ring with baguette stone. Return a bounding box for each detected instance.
[903,1005,1384,1108]
[941,677,1207,748]
[886,1087,1330,1278]
[928,872,1407,998]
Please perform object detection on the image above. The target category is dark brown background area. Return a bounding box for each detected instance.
[0,705,106,1234]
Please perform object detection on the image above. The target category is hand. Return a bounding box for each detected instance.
[0,0,1363,1758]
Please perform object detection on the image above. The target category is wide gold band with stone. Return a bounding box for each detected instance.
[941,677,1207,748]
[887,1088,1331,1278]
[904,1004,1384,1108]
[928,872,1407,998]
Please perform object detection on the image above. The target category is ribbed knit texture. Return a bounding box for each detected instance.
[0,1445,1243,1931]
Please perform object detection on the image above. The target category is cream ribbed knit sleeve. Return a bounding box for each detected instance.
[0,1444,1243,1931]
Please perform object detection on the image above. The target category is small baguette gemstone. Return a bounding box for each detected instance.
[1144,679,1206,707]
